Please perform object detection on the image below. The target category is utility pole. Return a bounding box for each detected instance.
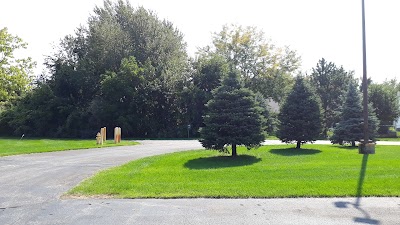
[361,0,368,145]
[360,0,375,154]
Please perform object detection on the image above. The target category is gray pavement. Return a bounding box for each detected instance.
[1,140,399,225]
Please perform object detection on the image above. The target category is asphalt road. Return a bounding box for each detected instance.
[1,140,399,225]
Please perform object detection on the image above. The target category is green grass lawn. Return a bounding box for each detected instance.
[0,138,138,157]
[68,144,400,198]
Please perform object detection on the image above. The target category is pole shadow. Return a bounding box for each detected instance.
[334,154,380,225]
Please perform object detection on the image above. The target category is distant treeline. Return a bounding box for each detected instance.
[0,1,398,139]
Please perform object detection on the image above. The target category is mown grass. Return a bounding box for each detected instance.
[0,138,138,157]
[68,144,400,198]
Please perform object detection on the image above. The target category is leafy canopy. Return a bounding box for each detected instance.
[199,24,300,102]
[369,80,400,134]
[0,1,190,138]
[0,27,35,108]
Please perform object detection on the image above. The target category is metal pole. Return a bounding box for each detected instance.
[362,0,369,146]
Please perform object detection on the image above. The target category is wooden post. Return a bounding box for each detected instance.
[118,127,122,143]
[100,128,105,144]
[103,127,107,142]
[114,127,121,144]
[114,127,118,144]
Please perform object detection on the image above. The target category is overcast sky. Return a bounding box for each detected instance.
[1,0,399,83]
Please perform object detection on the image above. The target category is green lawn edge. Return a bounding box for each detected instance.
[67,144,400,199]
[0,138,139,157]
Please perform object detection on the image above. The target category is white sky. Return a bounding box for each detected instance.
[1,0,399,83]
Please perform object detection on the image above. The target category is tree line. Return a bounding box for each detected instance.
[0,0,399,141]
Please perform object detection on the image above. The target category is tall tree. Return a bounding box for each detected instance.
[96,56,145,137]
[1,1,190,138]
[182,54,228,136]
[0,28,35,109]
[200,69,265,157]
[309,58,355,137]
[331,83,379,146]
[369,80,400,134]
[199,24,300,102]
[277,76,322,149]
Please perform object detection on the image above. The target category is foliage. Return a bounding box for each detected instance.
[368,80,400,134]
[199,24,300,102]
[0,27,35,109]
[0,5,302,139]
[0,1,190,138]
[308,58,356,136]
[255,92,278,135]
[68,144,400,198]
[178,55,229,137]
[0,84,59,136]
[331,83,379,146]
[277,76,322,148]
[200,69,265,156]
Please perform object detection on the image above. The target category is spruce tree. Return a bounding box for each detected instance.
[200,69,265,157]
[331,83,379,146]
[277,76,322,149]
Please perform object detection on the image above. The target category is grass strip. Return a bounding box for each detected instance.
[0,138,138,157]
[68,144,400,198]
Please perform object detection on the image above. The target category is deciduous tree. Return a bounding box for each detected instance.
[199,24,300,102]
[369,80,400,134]
[0,1,189,138]
[181,55,228,136]
[0,28,35,109]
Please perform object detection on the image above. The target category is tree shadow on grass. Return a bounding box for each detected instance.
[334,145,359,150]
[269,148,321,156]
[184,155,261,170]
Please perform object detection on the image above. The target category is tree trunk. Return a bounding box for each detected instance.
[232,144,237,157]
[296,141,301,149]
[352,141,356,147]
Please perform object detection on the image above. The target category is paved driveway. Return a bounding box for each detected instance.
[0,140,399,225]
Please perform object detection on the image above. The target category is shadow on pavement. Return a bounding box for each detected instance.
[184,155,261,170]
[334,154,380,225]
[269,148,321,156]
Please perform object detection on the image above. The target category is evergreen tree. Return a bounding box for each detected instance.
[200,69,265,157]
[309,58,355,137]
[277,76,322,149]
[331,83,379,146]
